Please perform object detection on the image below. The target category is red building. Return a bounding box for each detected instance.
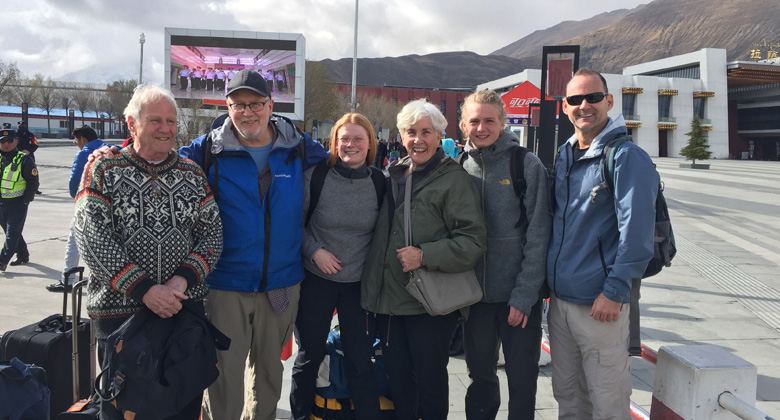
[334,84,473,140]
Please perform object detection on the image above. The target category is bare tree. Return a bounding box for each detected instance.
[72,84,93,124]
[342,91,401,140]
[8,76,38,107]
[0,61,20,104]
[89,90,109,136]
[303,60,340,135]
[176,98,216,148]
[32,74,60,135]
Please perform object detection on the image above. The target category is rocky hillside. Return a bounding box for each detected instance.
[319,51,529,89]
[319,0,780,88]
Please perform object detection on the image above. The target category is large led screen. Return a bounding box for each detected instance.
[165,29,305,119]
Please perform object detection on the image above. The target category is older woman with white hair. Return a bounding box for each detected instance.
[361,99,487,420]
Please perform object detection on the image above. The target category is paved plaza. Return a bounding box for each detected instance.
[1,144,778,418]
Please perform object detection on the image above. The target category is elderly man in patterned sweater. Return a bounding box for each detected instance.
[74,84,223,420]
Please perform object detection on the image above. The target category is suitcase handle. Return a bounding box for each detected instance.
[71,278,95,403]
[60,267,85,333]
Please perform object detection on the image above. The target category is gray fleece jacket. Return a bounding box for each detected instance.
[462,130,552,315]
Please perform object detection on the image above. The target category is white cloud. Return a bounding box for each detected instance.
[0,0,648,84]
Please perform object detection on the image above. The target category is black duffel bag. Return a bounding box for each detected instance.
[96,300,230,419]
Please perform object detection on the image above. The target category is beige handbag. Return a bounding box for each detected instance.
[402,171,483,316]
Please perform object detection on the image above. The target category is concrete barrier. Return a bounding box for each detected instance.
[650,344,758,419]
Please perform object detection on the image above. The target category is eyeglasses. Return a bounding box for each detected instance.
[338,137,366,145]
[565,92,609,106]
[0,138,15,144]
[227,101,269,113]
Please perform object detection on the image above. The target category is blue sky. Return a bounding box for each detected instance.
[1,0,648,84]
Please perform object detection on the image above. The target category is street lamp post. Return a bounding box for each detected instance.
[350,0,358,113]
[139,33,145,84]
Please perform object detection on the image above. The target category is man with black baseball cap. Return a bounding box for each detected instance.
[178,69,328,420]
[0,128,39,272]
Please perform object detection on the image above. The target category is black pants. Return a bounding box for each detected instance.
[0,201,29,265]
[290,271,380,420]
[464,301,543,420]
[376,311,459,420]
[179,76,188,90]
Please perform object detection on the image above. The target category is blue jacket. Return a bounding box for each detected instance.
[547,115,658,305]
[69,139,110,198]
[179,115,328,293]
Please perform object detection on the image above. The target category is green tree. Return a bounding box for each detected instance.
[304,60,340,135]
[679,115,712,164]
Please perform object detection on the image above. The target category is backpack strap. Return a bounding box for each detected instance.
[509,145,529,228]
[305,162,330,227]
[369,166,387,209]
[591,135,630,203]
[200,133,221,202]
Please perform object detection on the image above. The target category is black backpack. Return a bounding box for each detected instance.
[95,302,230,419]
[458,145,529,228]
[593,136,676,278]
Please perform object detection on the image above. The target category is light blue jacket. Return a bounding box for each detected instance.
[547,115,658,305]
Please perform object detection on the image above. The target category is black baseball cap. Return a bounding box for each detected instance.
[0,129,17,141]
[226,69,271,98]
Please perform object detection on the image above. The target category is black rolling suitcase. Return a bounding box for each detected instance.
[0,267,91,419]
[58,278,99,419]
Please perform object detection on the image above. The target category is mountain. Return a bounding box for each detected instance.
[560,0,780,72]
[491,7,641,59]
[318,0,780,89]
[319,52,530,89]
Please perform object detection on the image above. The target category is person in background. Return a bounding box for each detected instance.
[16,122,40,194]
[47,125,110,292]
[361,99,487,420]
[0,128,38,272]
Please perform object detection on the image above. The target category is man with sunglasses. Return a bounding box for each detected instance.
[547,68,658,419]
[178,69,327,420]
[0,128,39,272]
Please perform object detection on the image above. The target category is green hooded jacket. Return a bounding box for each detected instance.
[361,153,487,316]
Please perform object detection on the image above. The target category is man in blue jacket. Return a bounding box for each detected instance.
[47,125,109,292]
[178,69,328,420]
[547,68,658,419]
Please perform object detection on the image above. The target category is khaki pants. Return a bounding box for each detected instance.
[548,294,631,420]
[202,285,300,420]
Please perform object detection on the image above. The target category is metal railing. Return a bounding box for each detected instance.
[718,392,775,420]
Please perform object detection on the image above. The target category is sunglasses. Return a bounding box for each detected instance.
[0,138,15,144]
[565,92,609,106]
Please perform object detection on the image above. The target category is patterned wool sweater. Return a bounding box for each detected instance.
[74,147,223,319]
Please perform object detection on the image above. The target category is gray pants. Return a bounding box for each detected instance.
[548,294,631,420]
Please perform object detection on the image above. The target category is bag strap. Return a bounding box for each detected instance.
[305,162,330,227]
[403,171,413,247]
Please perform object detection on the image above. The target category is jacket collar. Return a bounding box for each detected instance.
[464,129,521,162]
[212,114,300,152]
[564,114,627,159]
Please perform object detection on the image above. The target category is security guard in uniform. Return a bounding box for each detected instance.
[0,129,39,271]
[16,123,41,194]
